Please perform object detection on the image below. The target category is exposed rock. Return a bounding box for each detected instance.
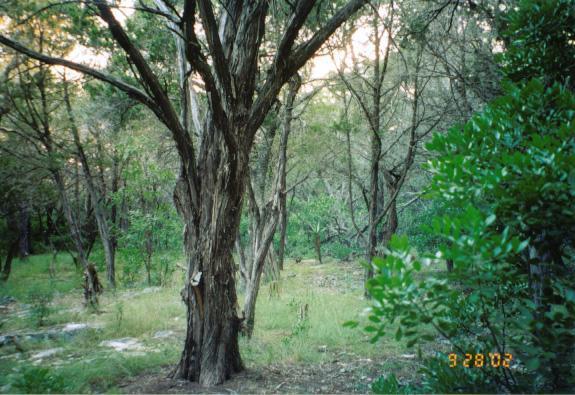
[31,347,64,360]
[0,322,103,348]
[63,322,99,332]
[100,337,145,352]
[123,287,162,300]
[153,330,175,339]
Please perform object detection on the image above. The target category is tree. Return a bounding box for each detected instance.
[63,78,117,288]
[0,31,102,305]
[330,3,445,290]
[359,0,575,392]
[0,0,368,385]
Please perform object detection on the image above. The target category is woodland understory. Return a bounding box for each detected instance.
[1,0,574,393]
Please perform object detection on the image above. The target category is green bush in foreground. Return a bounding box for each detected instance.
[8,366,68,394]
[361,78,575,393]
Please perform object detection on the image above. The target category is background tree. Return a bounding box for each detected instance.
[0,0,368,385]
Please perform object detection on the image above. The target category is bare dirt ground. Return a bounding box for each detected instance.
[119,354,392,394]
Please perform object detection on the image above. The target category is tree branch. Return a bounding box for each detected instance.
[287,0,366,74]
[275,0,317,64]
[247,0,366,143]
[197,0,233,105]
[0,34,155,109]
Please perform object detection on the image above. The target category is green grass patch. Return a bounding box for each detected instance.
[0,252,424,393]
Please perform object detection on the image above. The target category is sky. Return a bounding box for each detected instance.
[64,3,383,85]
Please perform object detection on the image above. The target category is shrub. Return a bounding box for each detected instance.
[28,289,53,327]
[9,365,67,394]
[360,79,575,393]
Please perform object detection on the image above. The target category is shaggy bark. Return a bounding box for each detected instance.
[0,0,367,384]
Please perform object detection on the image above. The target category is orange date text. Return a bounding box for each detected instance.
[448,353,512,368]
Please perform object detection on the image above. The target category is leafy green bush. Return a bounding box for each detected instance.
[285,194,358,259]
[397,200,457,253]
[9,365,67,394]
[372,373,416,394]
[498,0,575,88]
[116,247,143,285]
[27,289,53,327]
[361,78,575,392]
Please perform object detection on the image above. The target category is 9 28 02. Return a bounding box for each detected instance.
[448,353,513,368]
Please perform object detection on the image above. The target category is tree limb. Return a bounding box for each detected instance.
[0,35,155,109]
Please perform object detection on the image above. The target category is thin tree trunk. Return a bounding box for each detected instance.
[110,153,121,255]
[45,205,56,245]
[241,76,300,337]
[17,202,31,259]
[52,169,98,306]
[446,259,454,272]
[242,176,280,337]
[314,232,323,264]
[381,171,399,249]
[277,75,301,271]
[64,79,116,288]
[236,235,248,287]
[1,238,19,281]
[145,229,153,286]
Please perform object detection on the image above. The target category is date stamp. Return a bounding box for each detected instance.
[448,353,513,368]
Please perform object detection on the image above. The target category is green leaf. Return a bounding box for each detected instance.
[485,214,496,226]
[343,320,358,329]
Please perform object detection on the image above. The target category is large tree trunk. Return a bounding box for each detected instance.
[173,122,245,386]
[0,1,367,386]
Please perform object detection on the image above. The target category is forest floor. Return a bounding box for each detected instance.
[0,254,438,393]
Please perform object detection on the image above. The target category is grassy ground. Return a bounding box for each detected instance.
[0,252,426,393]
